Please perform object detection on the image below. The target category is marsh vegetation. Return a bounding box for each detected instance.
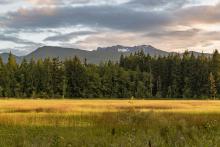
[0,99,219,146]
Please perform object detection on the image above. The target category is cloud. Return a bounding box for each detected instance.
[0,0,23,6]
[6,1,220,32]
[125,0,189,10]
[147,28,201,38]
[25,0,55,5]
[72,31,148,50]
[0,48,29,56]
[0,34,44,55]
[0,0,10,4]
[0,34,42,46]
[144,28,220,52]
[24,0,126,6]
[3,5,173,32]
[0,0,16,4]
[176,3,220,25]
[44,31,98,42]
[3,0,220,31]
[1,0,220,54]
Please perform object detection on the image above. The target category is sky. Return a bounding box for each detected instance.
[0,0,220,55]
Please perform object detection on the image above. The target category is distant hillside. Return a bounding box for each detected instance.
[97,45,169,56]
[0,45,210,64]
[24,45,169,64]
[25,46,90,61]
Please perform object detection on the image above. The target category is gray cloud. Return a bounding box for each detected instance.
[4,0,219,33]
[7,0,125,6]
[0,34,43,46]
[4,0,219,34]
[4,5,173,32]
[0,0,14,4]
[59,0,102,5]
[44,31,98,42]
[125,0,189,10]
[146,28,220,43]
[147,28,201,38]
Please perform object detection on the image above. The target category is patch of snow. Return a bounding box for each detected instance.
[118,48,129,52]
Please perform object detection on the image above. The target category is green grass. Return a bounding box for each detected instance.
[0,100,219,146]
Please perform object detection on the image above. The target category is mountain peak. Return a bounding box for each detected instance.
[98,45,147,52]
[0,45,209,64]
[38,46,63,50]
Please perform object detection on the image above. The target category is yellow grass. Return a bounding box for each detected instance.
[0,99,219,146]
[0,99,219,113]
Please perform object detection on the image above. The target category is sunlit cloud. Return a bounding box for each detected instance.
[0,0,220,55]
[25,0,55,5]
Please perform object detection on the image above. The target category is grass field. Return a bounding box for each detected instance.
[0,99,219,147]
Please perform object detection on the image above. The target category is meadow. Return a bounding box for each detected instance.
[0,99,219,147]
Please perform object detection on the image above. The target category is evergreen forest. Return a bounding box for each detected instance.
[0,50,220,99]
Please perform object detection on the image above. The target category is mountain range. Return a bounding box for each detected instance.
[0,45,209,64]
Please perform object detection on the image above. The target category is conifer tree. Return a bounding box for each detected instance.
[0,57,4,97]
[6,52,17,97]
[211,50,220,94]
[209,72,217,99]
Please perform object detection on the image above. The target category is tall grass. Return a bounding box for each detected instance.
[0,99,219,146]
[0,99,219,113]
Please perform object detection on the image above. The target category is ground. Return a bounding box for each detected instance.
[0,99,219,147]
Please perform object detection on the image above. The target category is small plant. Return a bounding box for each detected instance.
[111,128,115,136]
[50,135,65,147]
[148,140,152,147]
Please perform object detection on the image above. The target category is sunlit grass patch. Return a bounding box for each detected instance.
[0,99,219,113]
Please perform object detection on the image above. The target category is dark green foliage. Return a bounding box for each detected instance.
[0,50,219,98]
[64,57,86,98]
[211,50,220,94]
[209,72,217,99]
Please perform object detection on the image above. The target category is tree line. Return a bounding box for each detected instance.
[0,50,220,99]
